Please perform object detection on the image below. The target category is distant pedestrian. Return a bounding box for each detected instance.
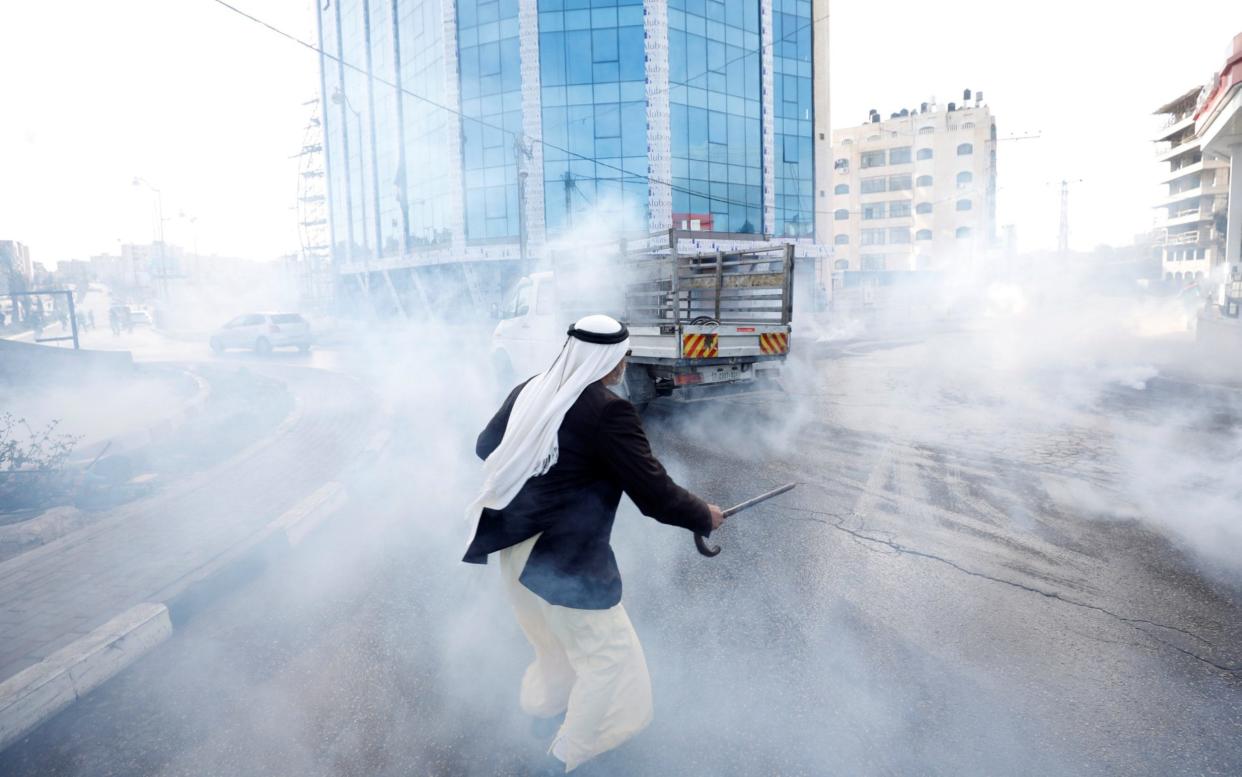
[87,310,96,330]
[466,314,724,775]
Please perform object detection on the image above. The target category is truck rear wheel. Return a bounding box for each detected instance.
[622,367,656,412]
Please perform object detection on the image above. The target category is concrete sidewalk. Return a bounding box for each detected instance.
[0,366,384,751]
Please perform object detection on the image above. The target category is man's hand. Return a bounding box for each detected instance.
[707,504,725,531]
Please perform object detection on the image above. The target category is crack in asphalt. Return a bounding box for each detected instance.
[777,504,1242,677]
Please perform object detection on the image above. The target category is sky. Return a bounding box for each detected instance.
[830,0,1242,253]
[1,1,1240,266]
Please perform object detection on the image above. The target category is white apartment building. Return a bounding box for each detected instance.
[829,90,997,274]
[1153,87,1230,284]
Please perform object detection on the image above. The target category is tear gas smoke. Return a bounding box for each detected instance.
[6,199,1238,776]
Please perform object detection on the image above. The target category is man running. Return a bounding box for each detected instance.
[464,314,724,774]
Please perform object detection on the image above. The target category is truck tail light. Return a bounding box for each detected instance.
[674,372,702,386]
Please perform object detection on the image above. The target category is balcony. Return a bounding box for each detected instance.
[1160,159,1204,183]
[1160,207,1213,228]
[1155,137,1201,162]
[1154,114,1195,142]
[1156,187,1203,208]
[1160,228,1207,246]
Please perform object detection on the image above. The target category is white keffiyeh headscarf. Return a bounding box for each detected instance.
[466,314,630,542]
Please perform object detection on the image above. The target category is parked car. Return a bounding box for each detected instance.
[210,312,313,355]
[127,307,153,326]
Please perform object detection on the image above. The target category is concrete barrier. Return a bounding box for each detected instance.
[0,603,172,752]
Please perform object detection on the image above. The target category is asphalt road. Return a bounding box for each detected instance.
[3,327,1240,776]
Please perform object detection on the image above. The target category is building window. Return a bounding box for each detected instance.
[916,174,933,187]
[834,158,849,171]
[834,208,849,220]
[834,259,850,269]
[963,122,976,128]
[956,199,972,211]
[916,148,933,161]
[866,134,881,142]
[957,142,974,155]
[862,202,886,220]
[956,226,971,238]
[889,146,912,164]
[918,126,934,135]
[915,202,933,214]
[888,227,911,244]
[956,171,973,187]
[861,177,886,194]
[916,229,933,240]
[861,150,886,168]
[842,138,853,144]
[888,174,912,191]
[861,255,885,271]
[889,200,911,218]
[459,0,524,241]
[667,0,765,235]
[861,229,886,246]
[834,234,849,245]
[834,183,849,195]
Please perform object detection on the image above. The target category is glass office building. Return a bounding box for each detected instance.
[317,0,825,309]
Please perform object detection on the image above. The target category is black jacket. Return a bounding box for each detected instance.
[463,380,712,609]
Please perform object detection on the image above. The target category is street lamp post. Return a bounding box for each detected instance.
[132,177,167,299]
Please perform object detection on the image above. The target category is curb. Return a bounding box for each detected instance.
[70,365,214,467]
[157,479,348,626]
[0,457,367,752]
[0,603,171,752]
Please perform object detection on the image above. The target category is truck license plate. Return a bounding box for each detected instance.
[699,365,753,384]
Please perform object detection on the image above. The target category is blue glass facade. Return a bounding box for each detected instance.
[457,0,523,241]
[339,0,378,260]
[318,0,820,271]
[319,3,352,262]
[668,0,762,234]
[537,0,648,235]
[368,0,402,257]
[396,0,452,248]
[773,0,813,236]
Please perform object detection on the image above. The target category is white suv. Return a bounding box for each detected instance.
[210,312,313,355]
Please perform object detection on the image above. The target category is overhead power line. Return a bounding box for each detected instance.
[208,0,994,229]
[206,0,834,219]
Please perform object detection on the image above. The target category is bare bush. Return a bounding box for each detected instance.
[0,412,82,512]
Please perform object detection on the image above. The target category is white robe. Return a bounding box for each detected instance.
[499,533,653,772]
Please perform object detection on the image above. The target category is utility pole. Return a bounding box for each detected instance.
[1058,179,1069,258]
[132,177,168,300]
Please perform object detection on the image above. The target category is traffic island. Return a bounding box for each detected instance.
[0,364,293,561]
[0,366,387,755]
